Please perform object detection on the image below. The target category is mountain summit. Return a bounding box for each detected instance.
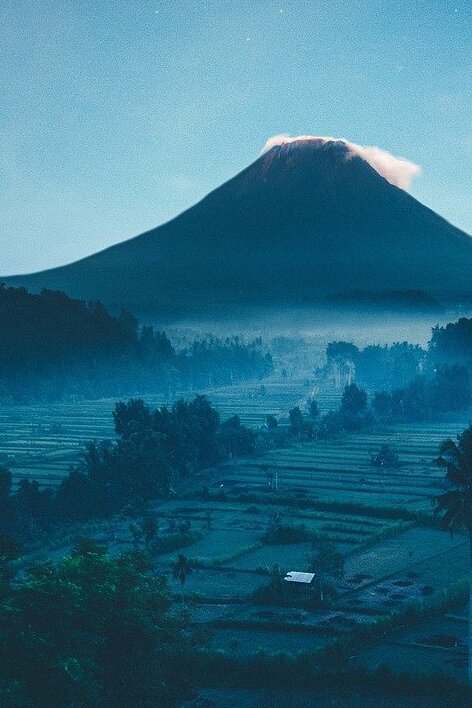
[4,138,472,316]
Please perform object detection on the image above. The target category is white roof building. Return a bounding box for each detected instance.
[284,571,316,584]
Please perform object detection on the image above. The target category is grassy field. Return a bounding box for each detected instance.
[220,422,468,511]
[0,377,313,486]
[155,416,470,671]
[2,379,471,681]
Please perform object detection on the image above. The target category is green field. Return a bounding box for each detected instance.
[152,417,471,670]
[220,422,468,511]
[2,380,471,679]
[0,377,313,486]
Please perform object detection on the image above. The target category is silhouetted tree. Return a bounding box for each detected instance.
[435,425,472,684]
[172,554,193,606]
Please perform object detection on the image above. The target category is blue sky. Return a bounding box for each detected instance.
[1,0,471,274]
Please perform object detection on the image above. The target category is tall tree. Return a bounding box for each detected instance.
[435,424,472,683]
[172,554,193,606]
[307,540,344,604]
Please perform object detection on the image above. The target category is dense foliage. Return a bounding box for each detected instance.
[0,540,195,707]
[322,340,425,390]
[0,285,273,402]
[321,327,472,423]
[429,317,472,365]
[0,396,256,542]
[323,316,472,392]
[373,366,471,423]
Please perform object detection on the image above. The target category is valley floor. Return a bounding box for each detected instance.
[3,377,471,692]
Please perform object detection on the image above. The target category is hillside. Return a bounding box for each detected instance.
[4,139,472,316]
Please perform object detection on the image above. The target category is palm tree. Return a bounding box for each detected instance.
[268,563,284,603]
[434,424,472,683]
[172,554,192,606]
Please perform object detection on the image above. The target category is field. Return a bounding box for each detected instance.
[153,415,471,678]
[2,377,471,683]
[218,422,466,512]
[0,377,314,486]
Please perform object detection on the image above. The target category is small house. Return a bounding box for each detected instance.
[283,571,316,597]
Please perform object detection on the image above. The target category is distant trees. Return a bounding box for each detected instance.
[321,317,472,396]
[307,540,344,604]
[322,339,426,392]
[268,563,285,602]
[0,285,273,402]
[218,415,256,458]
[291,362,471,443]
[319,331,472,427]
[289,406,304,435]
[371,444,400,468]
[261,512,312,545]
[287,405,317,441]
[355,342,424,390]
[429,317,472,365]
[308,399,319,419]
[373,366,471,423]
[317,384,372,437]
[266,414,278,430]
[326,341,359,362]
[172,554,193,605]
[325,341,358,387]
[180,336,273,389]
[429,365,471,413]
[340,383,367,417]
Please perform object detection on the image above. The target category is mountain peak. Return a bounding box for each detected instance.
[263,135,351,157]
[258,137,354,179]
[260,134,422,190]
[2,138,471,318]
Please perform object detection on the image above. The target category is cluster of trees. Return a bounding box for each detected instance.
[281,384,374,441]
[429,317,472,365]
[322,340,424,390]
[318,383,374,435]
[179,336,273,389]
[0,396,256,544]
[373,365,471,423]
[0,539,199,707]
[285,370,470,444]
[0,285,273,402]
[320,330,472,424]
[323,315,472,397]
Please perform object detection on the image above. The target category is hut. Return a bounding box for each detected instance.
[283,571,316,598]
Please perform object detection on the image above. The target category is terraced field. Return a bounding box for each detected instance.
[219,422,469,511]
[0,377,313,485]
[148,419,471,669]
[2,381,471,680]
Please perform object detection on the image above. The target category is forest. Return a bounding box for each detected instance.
[0,285,273,402]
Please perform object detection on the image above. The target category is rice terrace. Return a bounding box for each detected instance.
[2,363,471,695]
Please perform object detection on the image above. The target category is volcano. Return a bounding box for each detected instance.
[4,138,472,316]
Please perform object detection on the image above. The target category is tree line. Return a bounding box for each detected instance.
[283,376,471,445]
[0,285,273,402]
[322,316,472,392]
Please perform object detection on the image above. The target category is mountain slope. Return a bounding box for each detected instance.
[4,139,472,315]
